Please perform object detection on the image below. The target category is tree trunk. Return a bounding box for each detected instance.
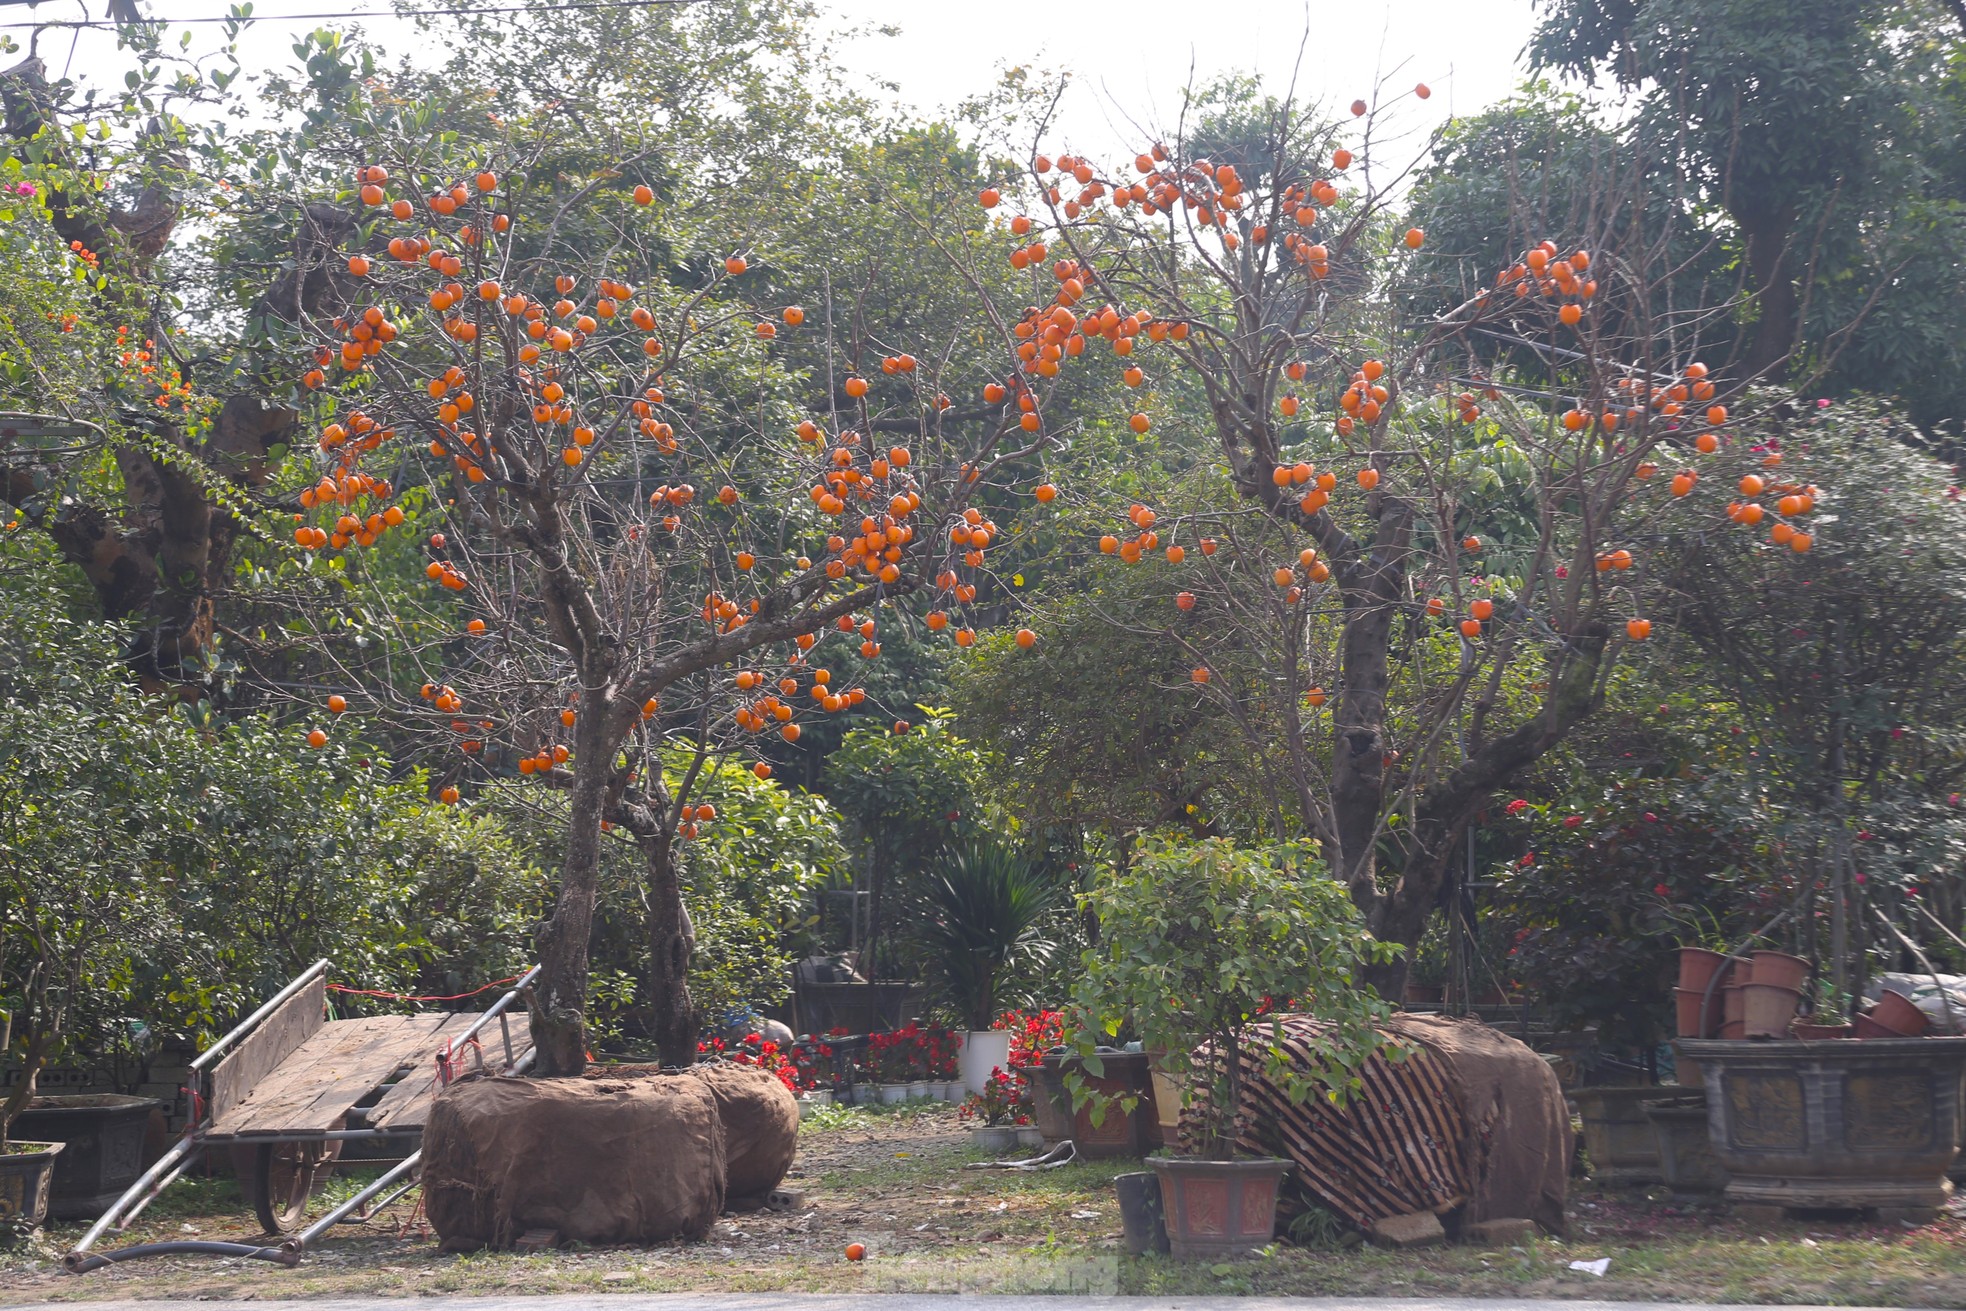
[528,752,611,1077]
[643,831,698,1068]
[1738,205,1800,379]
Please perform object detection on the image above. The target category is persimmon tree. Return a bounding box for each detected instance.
[275,97,1080,1071]
[960,85,1828,993]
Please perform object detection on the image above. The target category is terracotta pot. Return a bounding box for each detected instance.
[1790,1023,1851,1040]
[1742,984,1803,1038]
[1871,989,1930,1037]
[1678,947,1729,993]
[1674,987,1725,1039]
[1723,982,1747,1037]
[1148,1155,1290,1259]
[1749,950,1810,992]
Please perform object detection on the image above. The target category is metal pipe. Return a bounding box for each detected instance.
[67,1241,299,1273]
[192,959,332,1072]
[349,1173,423,1221]
[110,1150,196,1231]
[286,1150,420,1253]
[64,1134,197,1266]
[217,1128,421,1145]
[446,964,539,1050]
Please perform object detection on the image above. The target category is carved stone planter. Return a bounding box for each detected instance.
[1573,1085,1665,1186]
[1679,1037,1966,1217]
[1645,1095,1728,1196]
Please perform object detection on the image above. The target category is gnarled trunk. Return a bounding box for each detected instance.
[643,831,698,1068]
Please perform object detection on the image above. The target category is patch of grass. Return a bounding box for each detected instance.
[9,1107,1966,1305]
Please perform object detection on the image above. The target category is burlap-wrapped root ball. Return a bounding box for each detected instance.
[421,1072,725,1250]
[687,1061,799,1201]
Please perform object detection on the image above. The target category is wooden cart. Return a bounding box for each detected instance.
[66,960,535,1271]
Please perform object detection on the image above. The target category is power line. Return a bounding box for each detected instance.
[0,0,700,29]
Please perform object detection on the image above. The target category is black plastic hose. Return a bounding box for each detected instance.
[65,1240,300,1273]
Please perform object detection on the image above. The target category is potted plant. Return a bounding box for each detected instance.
[1068,836,1396,1260]
[959,1066,1040,1153]
[903,840,1062,1094]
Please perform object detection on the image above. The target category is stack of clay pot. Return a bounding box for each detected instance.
[1675,948,1811,1039]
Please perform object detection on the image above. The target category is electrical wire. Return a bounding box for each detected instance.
[0,0,701,28]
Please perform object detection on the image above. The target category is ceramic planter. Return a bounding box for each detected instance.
[1114,1170,1170,1254]
[1148,1155,1289,1259]
[959,1030,1014,1095]
[7,1094,159,1221]
[969,1125,1042,1154]
[879,1083,911,1105]
[1680,1036,1966,1217]
[0,1141,65,1236]
[908,1080,930,1100]
[1031,1052,1152,1158]
[1573,1086,1666,1185]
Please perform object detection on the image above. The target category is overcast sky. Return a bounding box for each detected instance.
[4,0,1541,153]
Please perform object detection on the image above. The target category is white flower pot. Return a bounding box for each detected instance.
[940,1080,964,1102]
[880,1083,911,1105]
[908,1080,930,1100]
[960,1029,1014,1095]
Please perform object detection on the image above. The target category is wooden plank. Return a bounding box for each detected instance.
[206,975,326,1128]
[226,1013,472,1137]
[257,1015,457,1135]
[209,1017,402,1137]
[366,1015,489,1131]
[235,1014,468,1137]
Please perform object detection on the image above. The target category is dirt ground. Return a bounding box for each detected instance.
[7,1102,1966,1304]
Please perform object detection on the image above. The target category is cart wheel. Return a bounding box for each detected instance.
[252,1139,340,1235]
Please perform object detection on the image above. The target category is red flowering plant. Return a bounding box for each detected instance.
[920,1025,961,1079]
[696,1032,798,1093]
[958,1066,1031,1127]
[866,1023,927,1083]
[995,1008,1064,1066]
[787,1031,844,1094]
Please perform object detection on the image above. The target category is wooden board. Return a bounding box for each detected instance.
[206,975,326,1129]
[366,1022,499,1132]
[208,1012,472,1139]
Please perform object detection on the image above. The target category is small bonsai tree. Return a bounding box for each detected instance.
[1069,835,1397,1157]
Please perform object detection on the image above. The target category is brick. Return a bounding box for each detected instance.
[513,1227,561,1253]
[765,1187,807,1212]
[1369,1210,1446,1249]
[1465,1217,1535,1246]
